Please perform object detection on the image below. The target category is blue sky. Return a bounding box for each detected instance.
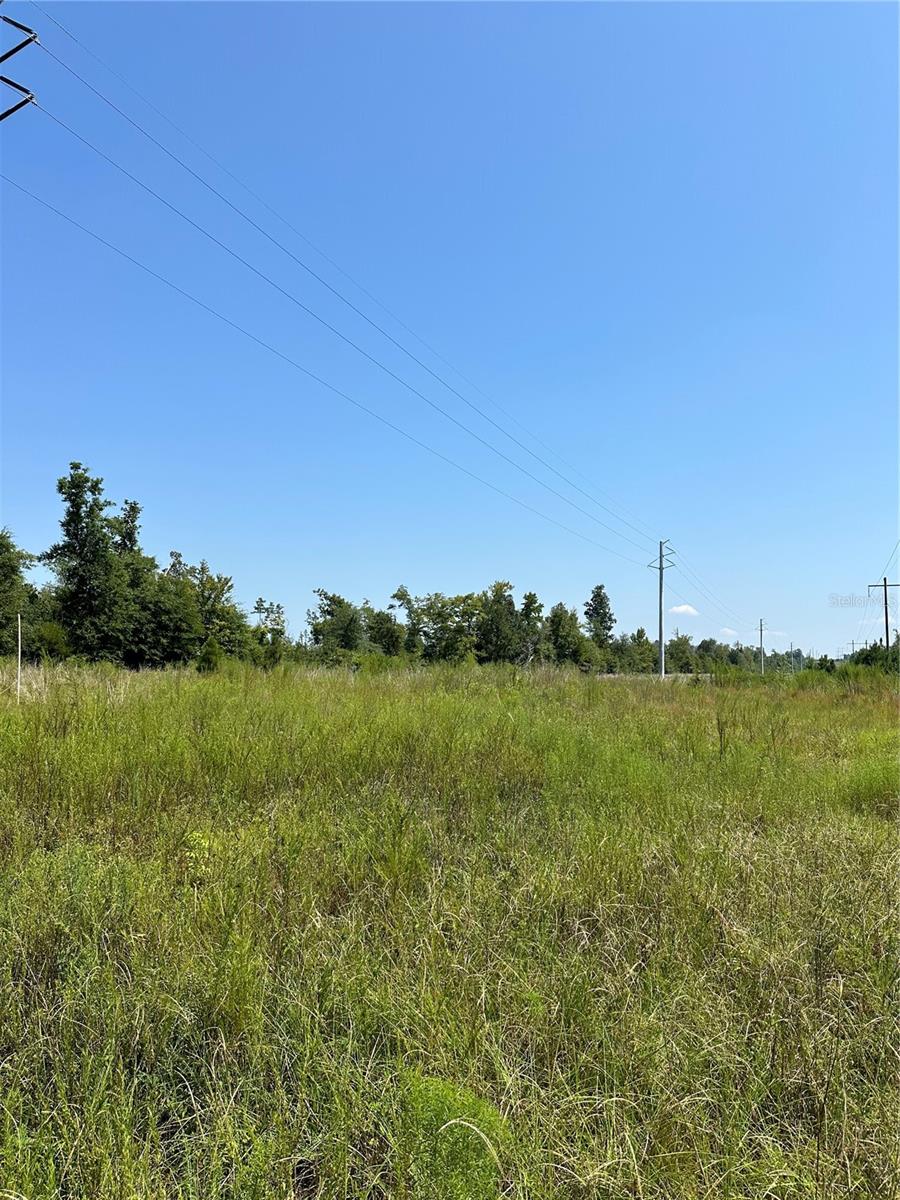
[1,1,897,655]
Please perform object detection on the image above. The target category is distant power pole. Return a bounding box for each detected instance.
[649,540,674,679]
[790,641,794,675]
[868,577,898,651]
[16,612,21,704]
[758,619,766,675]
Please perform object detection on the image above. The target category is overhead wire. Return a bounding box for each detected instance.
[30,0,663,548]
[671,559,750,629]
[35,36,659,556]
[1,172,650,570]
[36,101,656,562]
[22,3,758,625]
[852,538,900,648]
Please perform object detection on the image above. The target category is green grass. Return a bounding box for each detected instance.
[0,663,896,1198]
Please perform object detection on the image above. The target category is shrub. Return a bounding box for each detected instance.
[400,1071,506,1200]
[196,635,224,673]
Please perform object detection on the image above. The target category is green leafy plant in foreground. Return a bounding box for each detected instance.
[401,1071,507,1199]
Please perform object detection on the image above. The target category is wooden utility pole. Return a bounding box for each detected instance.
[759,618,765,675]
[16,612,21,704]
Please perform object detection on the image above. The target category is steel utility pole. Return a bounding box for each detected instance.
[758,619,766,675]
[649,540,673,679]
[868,577,898,651]
[0,9,37,122]
[659,541,666,679]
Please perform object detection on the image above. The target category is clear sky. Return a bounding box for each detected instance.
[1,1,897,655]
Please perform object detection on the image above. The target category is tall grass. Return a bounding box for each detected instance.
[0,663,896,1198]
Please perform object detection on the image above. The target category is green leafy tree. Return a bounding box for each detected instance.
[545,602,587,664]
[629,626,656,673]
[475,581,522,663]
[43,463,134,661]
[518,591,544,663]
[851,635,899,673]
[584,584,615,648]
[364,605,404,656]
[0,529,35,656]
[253,597,289,667]
[172,558,253,659]
[308,589,363,652]
[107,499,142,555]
[101,504,205,668]
[391,586,424,657]
[135,573,204,666]
[666,631,697,674]
[400,591,480,662]
[31,620,71,661]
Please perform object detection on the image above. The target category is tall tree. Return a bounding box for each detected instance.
[308,589,363,653]
[363,605,404,656]
[390,589,479,662]
[546,603,587,664]
[186,561,253,658]
[628,627,656,673]
[666,631,696,674]
[518,591,544,663]
[391,586,424,657]
[108,499,142,555]
[475,581,522,663]
[43,463,133,661]
[584,584,615,648]
[253,597,289,667]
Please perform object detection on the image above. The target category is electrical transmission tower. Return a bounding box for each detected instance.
[0,7,37,121]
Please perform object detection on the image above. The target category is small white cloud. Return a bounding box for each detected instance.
[670,603,699,616]
[721,627,738,637]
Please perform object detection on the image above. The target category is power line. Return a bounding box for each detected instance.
[22,5,753,626]
[35,37,659,557]
[35,103,657,564]
[852,539,900,647]
[670,559,749,628]
[30,0,661,549]
[29,4,758,626]
[1,172,650,571]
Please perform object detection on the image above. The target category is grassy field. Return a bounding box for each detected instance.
[0,664,896,1199]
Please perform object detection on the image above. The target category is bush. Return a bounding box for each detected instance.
[195,636,224,673]
[400,1071,506,1199]
[29,620,70,661]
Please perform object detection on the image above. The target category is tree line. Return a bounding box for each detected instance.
[3,463,895,674]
